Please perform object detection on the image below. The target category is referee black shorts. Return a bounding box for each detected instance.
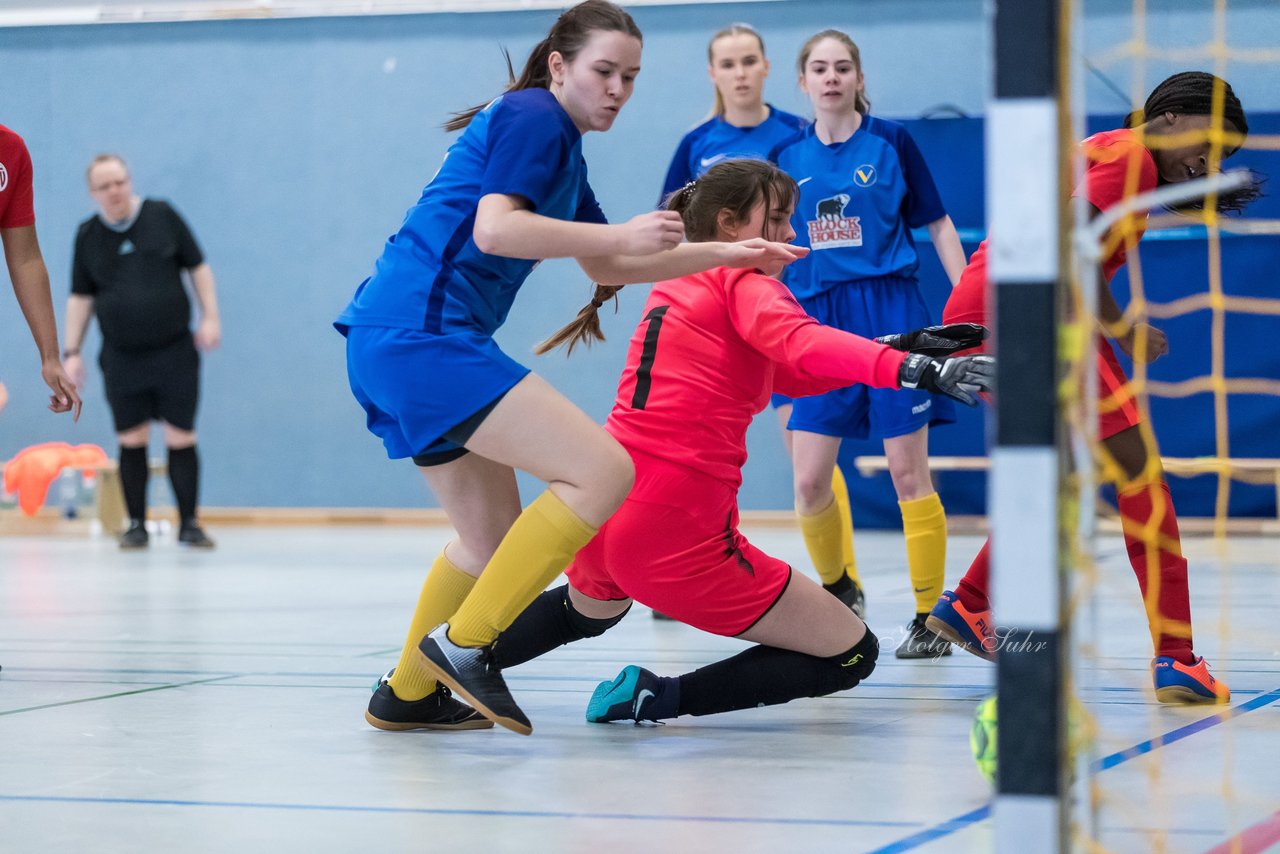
[100,334,201,433]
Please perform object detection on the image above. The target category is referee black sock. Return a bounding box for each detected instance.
[118,446,149,524]
[676,629,880,717]
[168,445,199,525]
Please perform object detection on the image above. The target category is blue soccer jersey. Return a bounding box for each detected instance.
[770,116,945,301]
[660,105,808,202]
[336,88,607,336]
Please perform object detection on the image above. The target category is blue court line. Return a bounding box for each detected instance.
[867,686,1280,854]
[0,794,924,829]
[1092,686,1280,772]
[865,804,992,853]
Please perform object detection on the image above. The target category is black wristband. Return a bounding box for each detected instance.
[62,349,80,359]
[897,352,937,391]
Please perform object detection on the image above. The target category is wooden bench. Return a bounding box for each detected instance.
[0,460,167,536]
[89,460,169,535]
[853,455,1280,533]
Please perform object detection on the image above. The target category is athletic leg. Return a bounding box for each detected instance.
[884,426,951,658]
[782,407,864,615]
[162,424,212,548]
[1104,426,1226,702]
[366,452,524,731]
[418,373,634,734]
[117,422,150,549]
[587,573,878,722]
[490,584,631,669]
[926,539,996,660]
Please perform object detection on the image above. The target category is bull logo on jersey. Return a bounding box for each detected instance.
[816,194,850,220]
[808,193,862,249]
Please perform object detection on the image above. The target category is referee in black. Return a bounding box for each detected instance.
[63,154,219,549]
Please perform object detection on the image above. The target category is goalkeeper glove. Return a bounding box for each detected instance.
[898,353,994,407]
[876,323,989,357]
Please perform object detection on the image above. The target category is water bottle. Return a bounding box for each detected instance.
[59,468,79,519]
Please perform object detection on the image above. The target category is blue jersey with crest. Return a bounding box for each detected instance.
[336,88,607,336]
[660,105,808,202]
[769,115,945,301]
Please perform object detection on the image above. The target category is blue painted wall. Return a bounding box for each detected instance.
[1,0,1277,520]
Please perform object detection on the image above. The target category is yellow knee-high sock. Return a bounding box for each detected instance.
[901,492,947,615]
[447,490,598,649]
[798,497,848,587]
[387,551,478,701]
[831,466,860,584]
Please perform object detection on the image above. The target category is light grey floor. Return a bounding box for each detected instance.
[1,526,1277,854]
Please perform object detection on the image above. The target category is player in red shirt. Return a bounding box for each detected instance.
[0,124,79,418]
[429,158,992,724]
[927,72,1259,704]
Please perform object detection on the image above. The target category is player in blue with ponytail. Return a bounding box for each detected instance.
[336,0,804,736]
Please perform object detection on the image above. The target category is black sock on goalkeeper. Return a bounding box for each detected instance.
[676,628,880,717]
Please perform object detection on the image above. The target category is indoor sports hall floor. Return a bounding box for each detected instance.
[1,526,1277,853]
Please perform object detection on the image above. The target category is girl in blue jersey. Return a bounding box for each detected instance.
[336,0,804,736]
[655,25,851,624]
[771,29,969,659]
[658,24,807,203]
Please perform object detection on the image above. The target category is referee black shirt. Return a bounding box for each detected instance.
[72,199,204,352]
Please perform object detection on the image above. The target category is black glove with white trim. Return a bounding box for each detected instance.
[898,353,994,407]
[876,323,989,357]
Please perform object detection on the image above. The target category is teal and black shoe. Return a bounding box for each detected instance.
[586,665,669,723]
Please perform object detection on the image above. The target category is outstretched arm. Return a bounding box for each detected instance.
[728,273,993,405]
[579,238,808,286]
[474,193,806,286]
[727,272,906,395]
[473,193,683,261]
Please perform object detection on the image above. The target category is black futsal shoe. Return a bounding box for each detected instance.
[118,521,149,550]
[417,624,532,735]
[895,614,954,659]
[365,669,493,732]
[178,522,216,549]
[824,575,867,620]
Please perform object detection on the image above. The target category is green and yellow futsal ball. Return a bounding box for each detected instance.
[970,695,998,783]
[969,694,1089,784]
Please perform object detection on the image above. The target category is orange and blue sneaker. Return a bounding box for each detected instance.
[1152,656,1230,704]
[925,590,997,662]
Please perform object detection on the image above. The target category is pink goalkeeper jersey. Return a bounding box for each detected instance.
[605,266,906,487]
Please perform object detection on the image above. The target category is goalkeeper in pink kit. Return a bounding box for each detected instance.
[471,159,991,725]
